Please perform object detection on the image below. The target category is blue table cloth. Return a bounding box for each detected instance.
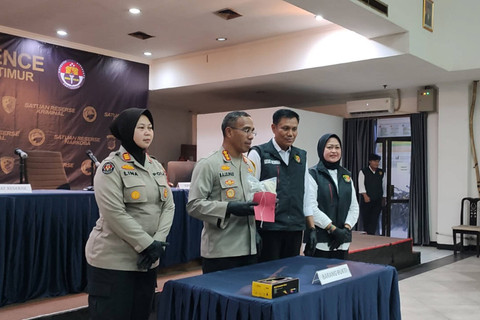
[161,189,202,268]
[158,256,401,320]
[0,189,202,307]
[0,190,97,307]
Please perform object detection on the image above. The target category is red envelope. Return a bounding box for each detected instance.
[253,191,276,222]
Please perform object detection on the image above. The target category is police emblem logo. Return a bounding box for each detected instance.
[81,159,93,176]
[131,191,140,200]
[28,129,46,146]
[83,106,97,122]
[0,156,14,174]
[342,174,351,183]
[2,96,16,114]
[58,59,86,90]
[107,134,116,150]
[226,188,235,198]
[102,161,115,174]
[225,179,235,186]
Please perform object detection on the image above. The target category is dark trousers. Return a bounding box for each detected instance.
[258,230,303,262]
[202,254,257,273]
[360,198,383,235]
[87,264,157,320]
[314,249,348,260]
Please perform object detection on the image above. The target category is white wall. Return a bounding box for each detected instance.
[372,0,480,71]
[436,81,471,244]
[196,107,343,166]
[148,108,194,166]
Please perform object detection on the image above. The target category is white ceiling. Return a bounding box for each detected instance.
[2,0,480,114]
[0,0,328,60]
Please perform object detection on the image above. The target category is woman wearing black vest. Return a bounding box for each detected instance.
[305,133,359,259]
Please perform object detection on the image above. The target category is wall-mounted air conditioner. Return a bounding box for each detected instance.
[346,98,394,116]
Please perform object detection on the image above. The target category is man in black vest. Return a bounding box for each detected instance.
[358,153,386,235]
[248,109,316,262]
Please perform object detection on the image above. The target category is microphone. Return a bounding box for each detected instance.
[14,148,28,159]
[86,150,101,167]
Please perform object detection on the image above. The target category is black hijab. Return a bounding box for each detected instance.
[110,108,154,166]
[317,133,342,170]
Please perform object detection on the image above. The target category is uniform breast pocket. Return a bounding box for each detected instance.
[219,177,238,201]
[154,175,169,201]
[122,177,147,203]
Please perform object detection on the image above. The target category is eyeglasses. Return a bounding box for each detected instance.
[230,127,257,136]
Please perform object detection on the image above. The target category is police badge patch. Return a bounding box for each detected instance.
[102,162,115,174]
[226,188,235,198]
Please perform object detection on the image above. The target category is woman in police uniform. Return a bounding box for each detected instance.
[85,108,175,320]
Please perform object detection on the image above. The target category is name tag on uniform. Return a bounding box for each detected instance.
[264,159,281,165]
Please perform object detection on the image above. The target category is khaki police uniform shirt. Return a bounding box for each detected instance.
[85,146,175,271]
[186,147,257,259]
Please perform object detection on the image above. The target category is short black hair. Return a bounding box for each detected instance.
[369,153,381,161]
[221,111,251,137]
[272,109,299,125]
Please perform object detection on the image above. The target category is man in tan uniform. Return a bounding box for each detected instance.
[187,111,259,273]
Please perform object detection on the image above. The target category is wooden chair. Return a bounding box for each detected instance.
[166,161,196,187]
[25,150,70,189]
[452,197,480,257]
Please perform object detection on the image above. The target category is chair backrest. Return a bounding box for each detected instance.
[167,161,196,187]
[25,150,70,189]
[460,197,480,226]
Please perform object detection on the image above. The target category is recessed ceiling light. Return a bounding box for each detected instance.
[129,8,141,14]
[57,30,68,36]
[315,15,323,21]
[143,51,152,56]
[216,37,227,42]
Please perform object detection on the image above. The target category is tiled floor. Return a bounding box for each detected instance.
[413,245,454,264]
[399,247,480,320]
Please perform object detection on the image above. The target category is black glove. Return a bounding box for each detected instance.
[226,201,258,216]
[329,227,349,251]
[344,228,352,243]
[304,227,317,256]
[137,240,169,270]
[256,230,262,257]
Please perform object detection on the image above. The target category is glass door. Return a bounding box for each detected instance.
[375,138,411,238]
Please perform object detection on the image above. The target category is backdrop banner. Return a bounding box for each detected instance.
[0,32,149,189]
